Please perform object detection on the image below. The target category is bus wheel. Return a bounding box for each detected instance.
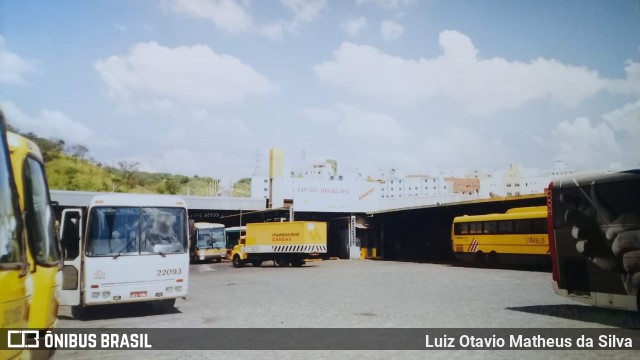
[232,255,244,268]
[488,251,500,267]
[215,258,222,263]
[475,251,486,267]
[251,260,263,267]
[274,258,288,267]
[290,259,304,267]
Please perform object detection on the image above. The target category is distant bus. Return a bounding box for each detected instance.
[8,132,62,334]
[58,194,189,318]
[190,222,226,263]
[451,206,549,267]
[0,115,27,360]
[225,226,246,256]
[547,170,640,311]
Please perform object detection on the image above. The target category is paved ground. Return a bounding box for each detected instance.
[51,259,640,359]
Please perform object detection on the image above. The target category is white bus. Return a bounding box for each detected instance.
[58,193,189,317]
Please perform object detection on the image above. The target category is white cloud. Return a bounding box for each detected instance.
[605,60,640,95]
[167,0,326,40]
[95,42,277,106]
[302,106,340,124]
[260,0,327,39]
[260,22,287,41]
[315,30,608,114]
[356,0,415,9]
[380,20,404,40]
[0,100,113,146]
[420,126,510,170]
[334,103,405,141]
[113,23,127,32]
[168,0,253,33]
[342,16,367,37]
[282,0,326,23]
[551,117,623,169]
[303,103,406,149]
[130,109,253,178]
[603,98,640,137]
[0,36,36,85]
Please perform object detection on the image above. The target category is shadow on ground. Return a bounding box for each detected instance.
[508,304,640,328]
[58,301,182,321]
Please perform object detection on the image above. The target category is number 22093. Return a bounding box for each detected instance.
[157,268,182,276]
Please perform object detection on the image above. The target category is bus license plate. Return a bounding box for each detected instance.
[130,291,147,298]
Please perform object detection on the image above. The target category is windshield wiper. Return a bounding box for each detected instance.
[112,252,123,259]
[156,251,166,258]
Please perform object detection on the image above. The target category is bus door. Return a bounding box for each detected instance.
[58,208,83,306]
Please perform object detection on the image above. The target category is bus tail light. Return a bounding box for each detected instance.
[90,284,99,289]
[176,278,184,283]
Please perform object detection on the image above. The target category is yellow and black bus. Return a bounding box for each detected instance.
[451,206,549,267]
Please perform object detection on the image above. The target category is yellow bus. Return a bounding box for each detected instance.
[8,132,62,333]
[0,114,28,359]
[451,206,549,267]
[190,222,227,263]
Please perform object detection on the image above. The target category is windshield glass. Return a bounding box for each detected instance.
[0,128,22,266]
[197,227,225,249]
[24,157,61,265]
[87,206,187,256]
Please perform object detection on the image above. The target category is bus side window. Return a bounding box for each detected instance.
[483,221,497,234]
[469,222,482,234]
[531,218,546,234]
[497,220,513,234]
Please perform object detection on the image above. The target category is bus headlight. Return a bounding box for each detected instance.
[175,286,182,292]
[91,292,100,299]
[102,291,110,299]
[166,287,173,293]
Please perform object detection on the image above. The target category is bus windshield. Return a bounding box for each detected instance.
[0,125,21,266]
[86,206,187,256]
[197,227,226,249]
[24,156,60,265]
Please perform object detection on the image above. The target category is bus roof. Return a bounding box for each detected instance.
[7,132,43,161]
[89,193,187,208]
[550,169,640,189]
[453,206,546,223]
[225,226,246,232]
[194,222,225,229]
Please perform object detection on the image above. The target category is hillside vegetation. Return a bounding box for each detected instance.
[9,126,251,197]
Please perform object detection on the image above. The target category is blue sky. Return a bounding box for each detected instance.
[1,0,639,184]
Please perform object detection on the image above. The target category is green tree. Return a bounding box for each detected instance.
[117,160,140,190]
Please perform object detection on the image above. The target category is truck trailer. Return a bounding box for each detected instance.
[231,221,327,268]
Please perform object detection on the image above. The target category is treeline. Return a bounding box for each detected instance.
[7,124,250,196]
